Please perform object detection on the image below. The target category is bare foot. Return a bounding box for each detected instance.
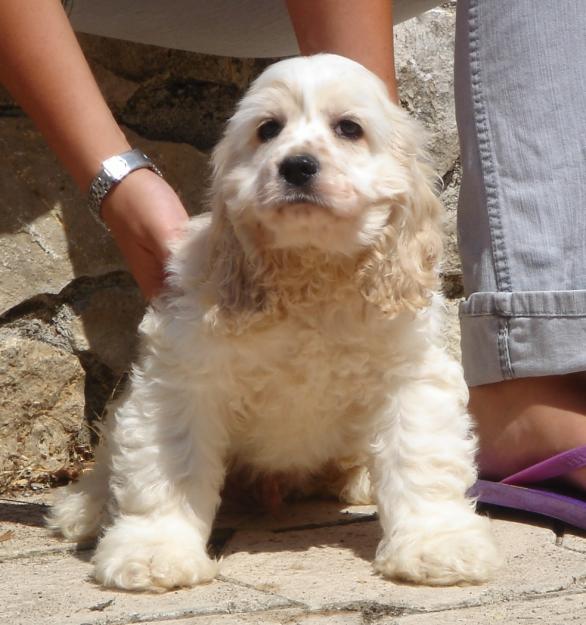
[469,373,586,490]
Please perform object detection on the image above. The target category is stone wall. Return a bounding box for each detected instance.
[0,4,461,493]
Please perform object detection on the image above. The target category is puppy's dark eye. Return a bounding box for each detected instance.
[257,119,283,142]
[334,119,363,140]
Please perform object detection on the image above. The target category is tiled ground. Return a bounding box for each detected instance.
[1,492,585,625]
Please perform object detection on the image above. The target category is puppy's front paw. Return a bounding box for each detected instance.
[375,515,501,586]
[93,515,217,591]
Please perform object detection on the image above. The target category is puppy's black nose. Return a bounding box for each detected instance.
[279,154,320,187]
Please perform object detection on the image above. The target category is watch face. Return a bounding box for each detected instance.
[104,156,131,181]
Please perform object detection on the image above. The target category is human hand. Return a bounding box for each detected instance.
[101,169,190,300]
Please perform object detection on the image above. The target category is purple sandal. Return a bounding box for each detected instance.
[469,446,586,530]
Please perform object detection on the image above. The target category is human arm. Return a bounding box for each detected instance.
[285,0,398,102]
[0,1,189,299]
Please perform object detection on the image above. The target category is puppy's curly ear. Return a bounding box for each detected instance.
[205,210,267,318]
[202,135,268,325]
[358,125,443,316]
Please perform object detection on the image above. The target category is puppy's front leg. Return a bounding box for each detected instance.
[370,355,501,585]
[93,378,226,592]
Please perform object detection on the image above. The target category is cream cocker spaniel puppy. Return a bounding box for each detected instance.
[49,54,500,591]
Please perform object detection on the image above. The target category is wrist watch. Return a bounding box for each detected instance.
[88,148,163,222]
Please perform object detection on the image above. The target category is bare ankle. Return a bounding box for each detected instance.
[469,375,586,486]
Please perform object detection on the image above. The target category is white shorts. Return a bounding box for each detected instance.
[64,0,442,58]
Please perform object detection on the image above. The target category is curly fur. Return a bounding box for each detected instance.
[48,54,500,591]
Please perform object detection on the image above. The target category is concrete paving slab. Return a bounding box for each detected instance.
[3,490,586,625]
[0,493,93,561]
[384,592,586,624]
[0,550,294,625]
[0,493,375,561]
[154,609,362,624]
[562,527,586,554]
[0,492,248,562]
[216,500,376,532]
[220,516,586,612]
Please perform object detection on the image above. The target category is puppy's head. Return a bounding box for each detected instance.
[209,54,442,314]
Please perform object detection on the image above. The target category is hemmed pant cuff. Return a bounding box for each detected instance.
[459,290,586,386]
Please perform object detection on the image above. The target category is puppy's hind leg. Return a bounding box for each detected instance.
[338,464,374,505]
[92,374,227,592]
[321,461,374,505]
[47,423,112,542]
[370,351,501,585]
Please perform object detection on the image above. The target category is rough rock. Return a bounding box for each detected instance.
[78,32,273,89]
[66,279,144,376]
[441,158,463,290]
[122,77,241,150]
[79,33,275,150]
[0,333,87,492]
[395,7,459,175]
[0,271,146,492]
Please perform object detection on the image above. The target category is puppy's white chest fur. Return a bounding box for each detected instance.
[204,299,408,473]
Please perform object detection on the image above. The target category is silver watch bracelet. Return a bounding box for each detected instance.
[87,148,163,224]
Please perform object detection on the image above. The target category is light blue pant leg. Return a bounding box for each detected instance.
[455,0,586,386]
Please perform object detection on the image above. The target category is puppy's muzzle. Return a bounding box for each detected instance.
[279,154,320,187]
